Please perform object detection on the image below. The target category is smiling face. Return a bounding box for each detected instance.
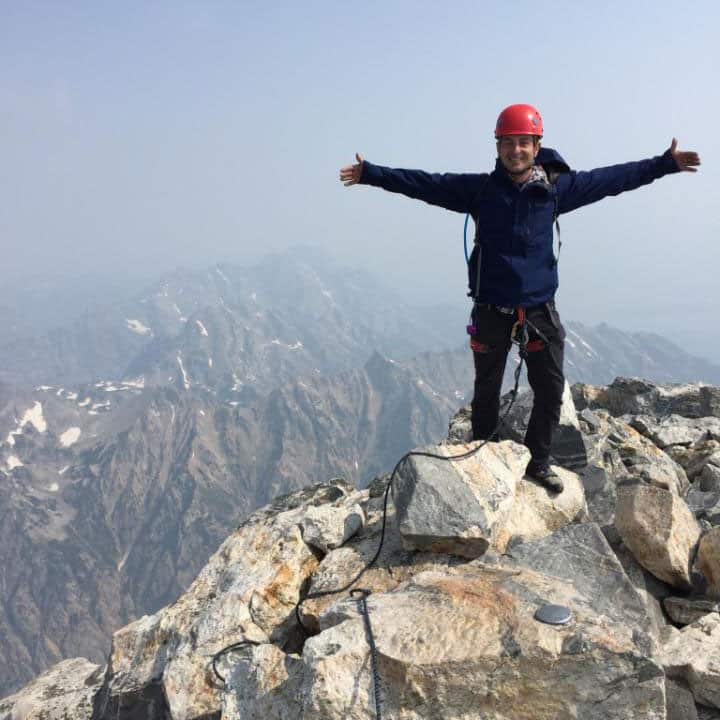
[496,135,540,182]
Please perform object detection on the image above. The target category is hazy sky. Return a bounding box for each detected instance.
[2,1,719,357]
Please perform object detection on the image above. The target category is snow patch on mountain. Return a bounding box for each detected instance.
[122,378,145,389]
[177,354,190,390]
[7,402,48,446]
[215,266,231,285]
[7,456,23,470]
[568,328,597,357]
[126,319,152,336]
[59,428,81,448]
[195,320,209,337]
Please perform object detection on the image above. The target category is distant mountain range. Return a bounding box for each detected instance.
[1,247,719,696]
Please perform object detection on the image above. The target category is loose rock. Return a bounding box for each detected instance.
[615,483,701,588]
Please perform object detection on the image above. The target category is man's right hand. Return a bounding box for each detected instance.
[339,153,364,186]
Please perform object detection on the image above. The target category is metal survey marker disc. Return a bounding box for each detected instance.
[534,604,572,625]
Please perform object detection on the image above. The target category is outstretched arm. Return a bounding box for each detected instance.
[557,139,700,215]
[338,153,487,214]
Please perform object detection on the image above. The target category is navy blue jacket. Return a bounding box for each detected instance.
[359,148,680,307]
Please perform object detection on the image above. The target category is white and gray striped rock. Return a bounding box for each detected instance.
[615,483,701,588]
[664,596,720,626]
[0,658,103,720]
[661,614,720,709]
[392,441,586,558]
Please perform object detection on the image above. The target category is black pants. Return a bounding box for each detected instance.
[470,301,565,465]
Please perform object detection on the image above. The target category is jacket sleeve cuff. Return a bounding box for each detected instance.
[660,148,682,175]
[359,161,384,186]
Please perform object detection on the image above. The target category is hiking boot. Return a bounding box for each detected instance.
[525,461,564,493]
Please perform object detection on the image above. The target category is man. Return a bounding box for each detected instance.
[340,104,700,492]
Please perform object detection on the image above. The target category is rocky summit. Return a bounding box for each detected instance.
[4,377,720,719]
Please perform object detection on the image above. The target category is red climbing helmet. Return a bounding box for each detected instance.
[494,104,543,138]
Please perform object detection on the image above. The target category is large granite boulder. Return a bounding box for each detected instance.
[227,562,666,719]
[91,482,352,720]
[504,522,660,653]
[392,441,586,558]
[615,483,701,588]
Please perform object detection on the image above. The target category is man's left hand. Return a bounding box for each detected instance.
[670,138,701,172]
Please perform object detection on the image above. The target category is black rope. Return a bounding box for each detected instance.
[211,639,262,684]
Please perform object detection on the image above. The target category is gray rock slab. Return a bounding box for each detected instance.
[685,488,720,524]
[503,522,656,653]
[666,679,699,720]
[664,597,720,626]
[573,378,720,419]
[629,415,720,449]
[0,658,103,720]
[661,614,720,709]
